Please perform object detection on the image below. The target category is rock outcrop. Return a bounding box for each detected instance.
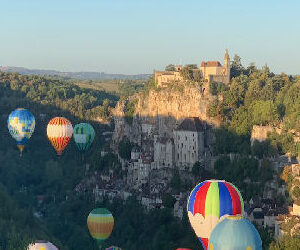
[111,83,220,149]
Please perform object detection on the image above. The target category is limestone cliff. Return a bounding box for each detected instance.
[111,83,220,149]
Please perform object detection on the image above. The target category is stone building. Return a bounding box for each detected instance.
[153,136,175,169]
[127,156,151,187]
[154,70,183,88]
[154,50,230,87]
[173,117,205,170]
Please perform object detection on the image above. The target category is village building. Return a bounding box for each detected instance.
[173,117,205,170]
[154,50,230,87]
[153,136,175,169]
[127,155,151,188]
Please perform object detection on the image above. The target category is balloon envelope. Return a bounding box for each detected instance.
[73,123,95,152]
[208,215,262,250]
[47,117,73,155]
[187,180,244,250]
[27,240,58,250]
[105,247,122,250]
[87,208,114,244]
[7,108,35,154]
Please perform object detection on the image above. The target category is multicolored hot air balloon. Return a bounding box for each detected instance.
[187,180,244,250]
[87,208,114,247]
[73,123,95,152]
[105,247,122,250]
[27,240,58,250]
[47,117,73,155]
[7,108,35,155]
[208,215,262,250]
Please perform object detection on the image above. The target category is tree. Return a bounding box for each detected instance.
[193,70,202,82]
[180,67,193,81]
[162,194,176,208]
[170,170,181,191]
[118,138,133,160]
[165,64,176,71]
[192,161,203,177]
[249,100,279,125]
[230,54,245,78]
[269,235,300,250]
[292,186,300,200]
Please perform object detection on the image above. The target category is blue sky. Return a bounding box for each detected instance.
[0,0,299,74]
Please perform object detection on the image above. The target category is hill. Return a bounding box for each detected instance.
[0,66,152,80]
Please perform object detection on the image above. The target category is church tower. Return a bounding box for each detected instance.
[224,49,230,84]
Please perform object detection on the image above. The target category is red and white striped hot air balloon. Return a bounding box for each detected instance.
[47,117,73,155]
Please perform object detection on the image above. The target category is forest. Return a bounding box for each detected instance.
[0,72,200,249]
[0,56,299,249]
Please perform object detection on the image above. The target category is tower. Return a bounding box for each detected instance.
[224,49,230,84]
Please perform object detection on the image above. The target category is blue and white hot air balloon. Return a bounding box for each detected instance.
[208,215,262,250]
[7,108,35,156]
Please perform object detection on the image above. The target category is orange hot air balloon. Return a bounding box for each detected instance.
[47,117,73,155]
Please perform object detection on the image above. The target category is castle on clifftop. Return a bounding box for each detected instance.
[155,50,230,87]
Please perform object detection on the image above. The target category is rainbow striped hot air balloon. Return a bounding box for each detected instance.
[208,215,262,250]
[105,247,122,250]
[87,208,114,247]
[187,180,244,250]
[47,117,73,155]
[7,108,35,156]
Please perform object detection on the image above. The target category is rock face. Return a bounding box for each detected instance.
[250,125,282,145]
[111,83,220,148]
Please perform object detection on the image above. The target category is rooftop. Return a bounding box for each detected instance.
[200,61,222,67]
[175,117,205,132]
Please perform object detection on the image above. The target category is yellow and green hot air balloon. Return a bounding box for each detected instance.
[87,208,114,249]
[73,123,95,152]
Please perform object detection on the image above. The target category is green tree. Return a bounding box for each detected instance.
[269,235,300,250]
[192,161,202,177]
[230,54,245,78]
[162,194,176,208]
[165,64,176,71]
[118,138,133,160]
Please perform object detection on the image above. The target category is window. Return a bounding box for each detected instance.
[185,136,187,141]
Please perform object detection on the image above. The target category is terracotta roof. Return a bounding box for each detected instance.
[175,117,205,132]
[200,61,222,67]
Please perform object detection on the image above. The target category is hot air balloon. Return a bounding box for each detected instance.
[105,247,122,250]
[187,180,244,250]
[208,215,262,250]
[47,117,73,155]
[73,123,95,152]
[27,240,58,250]
[87,208,114,248]
[7,108,35,156]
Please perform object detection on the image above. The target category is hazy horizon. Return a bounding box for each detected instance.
[1,0,299,75]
